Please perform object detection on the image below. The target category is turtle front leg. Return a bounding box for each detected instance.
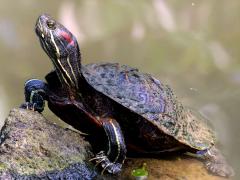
[198,146,234,177]
[20,79,49,113]
[90,118,127,174]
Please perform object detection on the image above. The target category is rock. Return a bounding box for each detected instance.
[0,108,229,180]
[0,108,100,179]
[120,157,226,180]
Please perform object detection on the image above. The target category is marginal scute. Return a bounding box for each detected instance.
[83,63,215,150]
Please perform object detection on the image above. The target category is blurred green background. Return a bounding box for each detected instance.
[0,0,239,178]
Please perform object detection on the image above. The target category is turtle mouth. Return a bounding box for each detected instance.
[35,19,46,39]
[35,26,45,39]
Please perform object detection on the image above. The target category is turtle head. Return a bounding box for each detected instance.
[35,14,81,89]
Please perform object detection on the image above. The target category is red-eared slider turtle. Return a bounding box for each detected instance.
[21,14,234,177]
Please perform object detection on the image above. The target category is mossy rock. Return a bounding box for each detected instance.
[0,108,100,179]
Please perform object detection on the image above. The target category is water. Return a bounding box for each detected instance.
[0,0,239,178]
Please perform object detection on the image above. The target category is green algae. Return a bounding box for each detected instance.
[131,163,148,177]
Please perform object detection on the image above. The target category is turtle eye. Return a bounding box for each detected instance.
[46,19,56,30]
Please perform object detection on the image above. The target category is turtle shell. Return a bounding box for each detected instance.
[82,63,216,151]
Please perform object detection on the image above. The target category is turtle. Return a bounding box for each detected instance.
[20,14,234,177]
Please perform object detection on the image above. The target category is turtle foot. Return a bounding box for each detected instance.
[203,147,234,177]
[20,102,43,112]
[89,151,122,174]
[205,159,234,177]
[20,102,36,111]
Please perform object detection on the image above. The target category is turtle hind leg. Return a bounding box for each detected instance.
[89,118,126,174]
[20,79,49,112]
[199,146,234,177]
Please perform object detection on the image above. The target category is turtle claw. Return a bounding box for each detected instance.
[20,102,35,110]
[89,151,122,174]
[20,102,42,112]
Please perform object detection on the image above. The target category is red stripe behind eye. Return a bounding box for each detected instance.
[60,31,74,46]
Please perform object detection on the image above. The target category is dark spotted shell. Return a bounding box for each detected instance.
[82,63,215,150]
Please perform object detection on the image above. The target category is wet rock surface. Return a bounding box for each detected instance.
[120,157,226,180]
[0,108,229,180]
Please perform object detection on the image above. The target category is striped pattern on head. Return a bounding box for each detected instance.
[35,14,82,90]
